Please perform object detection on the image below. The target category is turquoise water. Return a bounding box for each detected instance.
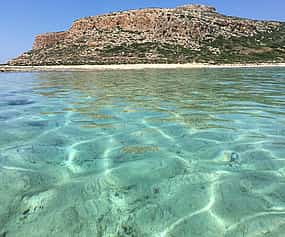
[0,68,285,237]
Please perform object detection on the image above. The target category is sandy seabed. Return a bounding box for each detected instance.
[1,68,285,236]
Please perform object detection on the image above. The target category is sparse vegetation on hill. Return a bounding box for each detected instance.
[8,4,285,65]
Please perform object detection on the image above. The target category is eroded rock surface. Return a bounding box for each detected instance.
[8,4,285,65]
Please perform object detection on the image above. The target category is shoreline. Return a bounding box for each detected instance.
[1,63,285,72]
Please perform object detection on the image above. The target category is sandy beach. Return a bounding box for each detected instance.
[1,63,285,72]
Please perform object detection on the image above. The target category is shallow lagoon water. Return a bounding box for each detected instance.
[0,68,285,237]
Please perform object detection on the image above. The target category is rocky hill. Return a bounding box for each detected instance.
[8,4,285,65]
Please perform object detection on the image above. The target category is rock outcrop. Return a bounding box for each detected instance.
[9,4,285,65]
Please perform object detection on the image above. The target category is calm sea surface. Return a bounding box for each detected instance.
[0,68,285,237]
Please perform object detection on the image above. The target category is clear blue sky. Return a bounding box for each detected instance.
[1,0,284,64]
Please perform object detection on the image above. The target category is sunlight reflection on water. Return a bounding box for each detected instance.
[0,68,285,236]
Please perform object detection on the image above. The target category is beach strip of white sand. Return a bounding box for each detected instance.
[1,63,285,72]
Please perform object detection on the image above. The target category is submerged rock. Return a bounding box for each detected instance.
[26,121,48,128]
[7,99,34,106]
[229,152,241,167]
[0,115,9,121]
[0,231,7,237]
[230,152,239,162]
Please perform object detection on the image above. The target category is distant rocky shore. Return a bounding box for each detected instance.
[8,4,285,66]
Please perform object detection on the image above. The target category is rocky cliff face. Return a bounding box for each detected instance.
[9,4,285,65]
